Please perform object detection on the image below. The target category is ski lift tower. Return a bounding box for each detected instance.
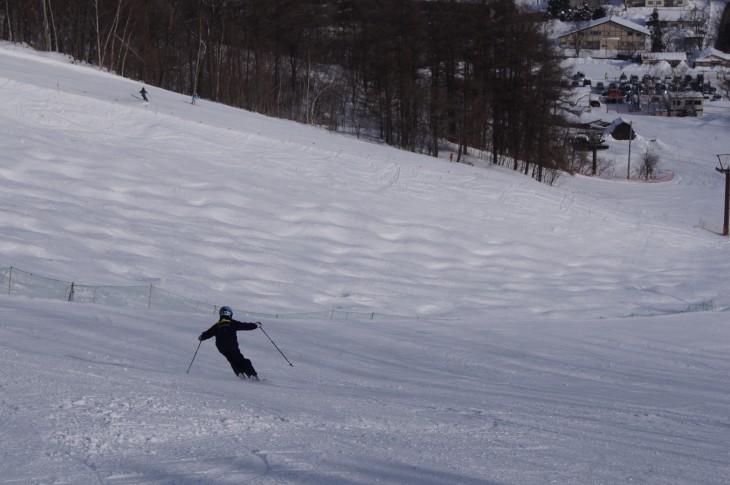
[587,129,605,176]
[716,154,730,236]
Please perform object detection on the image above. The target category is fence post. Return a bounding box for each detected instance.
[68,282,75,302]
[148,284,153,309]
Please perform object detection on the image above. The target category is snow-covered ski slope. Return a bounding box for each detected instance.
[1,43,729,484]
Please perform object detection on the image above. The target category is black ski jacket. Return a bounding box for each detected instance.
[199,318,258,353]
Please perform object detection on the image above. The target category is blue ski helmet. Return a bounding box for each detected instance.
[219,306,233,319]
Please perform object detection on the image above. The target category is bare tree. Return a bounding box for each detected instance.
[115,6,136,77]
[4,0,13,41]
[568,28,588,58]
[40,0,51,49]
[638,148,660,180]
[719,74,730,100]
[93,0,102,68]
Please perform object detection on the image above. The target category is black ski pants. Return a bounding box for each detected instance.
[219,347,257,377]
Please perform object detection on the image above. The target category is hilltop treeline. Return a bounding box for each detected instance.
[2,0,572,183]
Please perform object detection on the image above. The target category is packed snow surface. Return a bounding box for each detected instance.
[0,43,729,484]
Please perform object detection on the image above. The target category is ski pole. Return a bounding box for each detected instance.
[186,341,202,374]
[259,325,293,367]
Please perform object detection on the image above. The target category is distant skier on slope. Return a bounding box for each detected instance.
[198,306,262,380]
[139,86,148,101]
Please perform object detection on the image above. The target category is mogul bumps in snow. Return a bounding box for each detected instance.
[198,306,262,380]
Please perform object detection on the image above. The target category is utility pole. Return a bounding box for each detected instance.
[716,154,730,236]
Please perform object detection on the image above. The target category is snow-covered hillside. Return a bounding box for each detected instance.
[1,43,729,484]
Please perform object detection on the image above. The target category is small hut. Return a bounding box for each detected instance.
[605,117,636,140]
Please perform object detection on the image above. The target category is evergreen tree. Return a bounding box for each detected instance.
[547,0,570,18]
[647,8,665,52]
[592,6,607,20]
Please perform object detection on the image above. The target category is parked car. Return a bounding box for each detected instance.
[602,88,623,104]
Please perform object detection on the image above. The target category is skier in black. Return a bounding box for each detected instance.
[198,306,262,380]
[139,87,148,101]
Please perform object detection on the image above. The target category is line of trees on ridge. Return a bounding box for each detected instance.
[1,0,577,184]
